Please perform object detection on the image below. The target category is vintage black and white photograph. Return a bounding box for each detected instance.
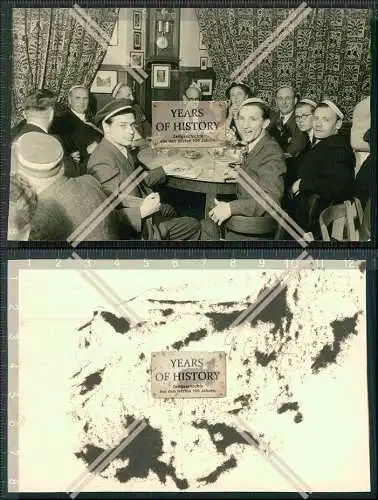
[133,30,142,50]
[8,7,373,242]
[8,259,371,493]
[133,10,142,30]
[90,70,117,94]
[197,78,213,96]
[130,51,144,69]
[152,64,171,88]
[200,56,208,70]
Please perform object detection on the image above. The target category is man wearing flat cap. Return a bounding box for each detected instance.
[12,132,119,241]
[87,98,201,240]
[290,100,355,237]
[51,85,103,173]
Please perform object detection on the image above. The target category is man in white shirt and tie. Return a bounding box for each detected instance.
[51,85,103,172]
[268,85,308,159]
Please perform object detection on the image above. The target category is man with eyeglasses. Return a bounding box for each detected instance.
[289,100,355,238]
[294,99,317,148]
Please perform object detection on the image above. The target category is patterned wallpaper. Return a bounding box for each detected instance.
[196,8,371,120]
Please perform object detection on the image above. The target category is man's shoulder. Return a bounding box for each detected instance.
[261,133,284,155]
[46,175,105,199]
[322,133,354,152]
[88,139,117,163]
[13,122,45,141]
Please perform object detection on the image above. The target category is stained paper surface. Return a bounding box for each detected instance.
[11,261,370,493]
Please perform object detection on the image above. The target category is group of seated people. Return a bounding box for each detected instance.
[8,80,371,241]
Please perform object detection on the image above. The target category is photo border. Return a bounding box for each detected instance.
[151,63,171,89]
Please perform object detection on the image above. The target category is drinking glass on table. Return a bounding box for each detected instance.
[156,148,169,165]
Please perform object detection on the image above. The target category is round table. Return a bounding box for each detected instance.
[138,146,238,217]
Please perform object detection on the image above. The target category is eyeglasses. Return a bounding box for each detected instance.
[295,114,312,120]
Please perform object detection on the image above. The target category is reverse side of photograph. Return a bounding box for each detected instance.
[7,259,371,493]
[8,7,373,243]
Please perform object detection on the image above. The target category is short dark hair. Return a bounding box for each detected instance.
[105,108,136,125]
[226,82,252,100]
[23,89,56,111]
[9,173,38,232]
[240,101,270,120]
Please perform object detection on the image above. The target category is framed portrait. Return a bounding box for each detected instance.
[130,51,144,68]
[90,70,117,94]
[109,20,118,46]
[133,11,142,30]
[152,64,171,89]
[200,56,208,70]
[133,31,142,50]
[199,32,206,50]
[197,78,213,96]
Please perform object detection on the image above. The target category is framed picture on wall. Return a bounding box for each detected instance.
[90,70,118,94]
[133,31,142,50]
[152,64,171,89]
[197,78,213,96]
[200,56,208,70]
[199,32,206,50]
[130,51,144,68]
[133,11,142,30]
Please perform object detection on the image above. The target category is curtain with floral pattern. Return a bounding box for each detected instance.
[195,8,371,120]
[12,8,119,126]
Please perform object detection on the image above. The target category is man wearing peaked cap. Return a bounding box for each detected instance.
[12,132,119,241]
[289,99,355,238]
[88,99,201,240]
[51,85,103,173]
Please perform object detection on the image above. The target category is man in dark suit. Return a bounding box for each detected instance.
[87,99,201,241]
[51,85,103,174]
[290,100,356,238]
[268,86,308,195]
[268,86,308,157]
[11,89,56,141]
[207,98,286,240]
[13,132,119,241]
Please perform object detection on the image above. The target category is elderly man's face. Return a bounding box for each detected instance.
[184,86,201,101]
[69,88,89,114]
[313,106,341,139]
[238,104,268,143]
[276,87,296,115]
[295,104,314,133]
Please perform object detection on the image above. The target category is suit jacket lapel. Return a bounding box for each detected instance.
[245,133,267,164]
[69,109,103,135]
[102,139,145,197]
